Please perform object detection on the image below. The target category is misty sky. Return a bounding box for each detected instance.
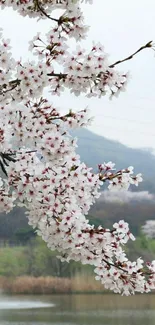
[1,0,155,149]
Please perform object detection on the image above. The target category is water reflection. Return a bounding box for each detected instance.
[0,299,54,309]
[0,294,154,325]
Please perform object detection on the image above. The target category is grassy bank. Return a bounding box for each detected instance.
[0,275,105,294]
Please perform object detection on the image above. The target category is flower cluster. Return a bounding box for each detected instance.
[0,0,92,19]
[142,220,155,239]
[0,0,90,40]
[98,163,143,190]
[0,0,129,105]
[30,32,128,97]
[0,0,154,295]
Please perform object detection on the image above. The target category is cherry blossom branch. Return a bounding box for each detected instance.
[0,39,152,96]
[47,41,153,77]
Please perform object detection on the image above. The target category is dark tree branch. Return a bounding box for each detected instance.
[0,160,7,176]
[0,79,20,95]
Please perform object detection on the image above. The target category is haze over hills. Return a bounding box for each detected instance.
[71,128,155,193]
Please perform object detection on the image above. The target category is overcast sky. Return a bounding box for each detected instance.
[1,0,155,149]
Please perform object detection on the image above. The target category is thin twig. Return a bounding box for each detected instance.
[99,170,130,182]
[109,40,153,68]
[35,0,59,22]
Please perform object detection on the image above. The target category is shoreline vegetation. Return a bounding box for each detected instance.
[0,236,155,295]
[0,275,106,294]
[0,276,155,295]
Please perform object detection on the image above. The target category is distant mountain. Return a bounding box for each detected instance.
[71,128,155,193]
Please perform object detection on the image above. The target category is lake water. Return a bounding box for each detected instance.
[0,294,155,325]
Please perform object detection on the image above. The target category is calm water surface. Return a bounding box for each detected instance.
[0,294,155,325]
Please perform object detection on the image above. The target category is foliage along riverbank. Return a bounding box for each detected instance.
[0,234,155,294]
[0,235,155,277]
[0,275,106,294]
